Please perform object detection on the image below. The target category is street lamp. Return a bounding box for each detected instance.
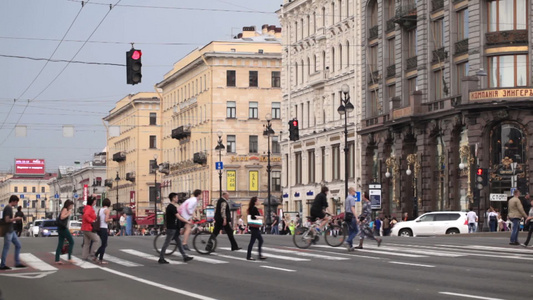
[337,84,354,199]
[263,113,275,231]
[115,171,120,224]
[406,154,419,218]
[153,154,158,227]
[214,131,225,199]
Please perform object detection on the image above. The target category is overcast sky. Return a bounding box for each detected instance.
[0,0,281,173]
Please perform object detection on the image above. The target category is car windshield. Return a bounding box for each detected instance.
[34,221,42,226]
[42,220,56,227]
[70,222,81,228]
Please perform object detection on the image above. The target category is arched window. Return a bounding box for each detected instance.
[331,47,336,72]
[301,59,305,83]
[339,44,343,69]
[295,62,299,84]
[346,41,350,68]
[314,54,318,72]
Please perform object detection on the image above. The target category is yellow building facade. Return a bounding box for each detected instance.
[103,92,161,217]
[157,25,283,216]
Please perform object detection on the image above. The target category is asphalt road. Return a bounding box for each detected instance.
[0,232,531,300]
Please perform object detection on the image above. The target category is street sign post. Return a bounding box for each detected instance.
[215,161,223,170]
[355,191,361,202]
[54,193,59,199]
[489,193,508,201]
[369,184,382,210]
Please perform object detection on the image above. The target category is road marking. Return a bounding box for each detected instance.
[177,254,228,264]
[355,249,427,258]
[20,253,57,271]
[386,243,533,260]
[210,253,260,262]
[363,245,465,257]
[101,254,143,267]
[261,247,350,260]
[260,265,296,272]
[438,292,505,300]
[0,271,56,279]
[52,253,99,269]
[389,261,435,268]
[309,245,382,259]
[218,247,310,261]
[121,249,183,265]
[99,266,218,300]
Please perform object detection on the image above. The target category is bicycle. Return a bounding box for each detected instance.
[154,220,210,255]
[192,220,217,255]
[293,215,346,249]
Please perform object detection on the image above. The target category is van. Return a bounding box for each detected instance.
[68,220,82,235]
[30,219,44,237]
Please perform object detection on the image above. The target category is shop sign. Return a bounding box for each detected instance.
[470,88,533,101]
[230,155,281,163]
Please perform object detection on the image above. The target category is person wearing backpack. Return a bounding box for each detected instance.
[81,196,100,261]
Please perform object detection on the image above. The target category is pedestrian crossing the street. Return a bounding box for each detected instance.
[2,242,532,274]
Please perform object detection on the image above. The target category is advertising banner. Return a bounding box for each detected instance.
[227,170,236,191]
[249,170,259,191]
[15,159,45,175]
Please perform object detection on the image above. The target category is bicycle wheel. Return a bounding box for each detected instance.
[193,231,217,255]
[293,227,313,249]
[324,224,346,247]
[154,232,178,255]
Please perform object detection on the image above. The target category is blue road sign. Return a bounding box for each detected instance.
[20,194,24,199]
[55,193,59,199]
[74,193,79,199]
[36,194,40,199]
[215,161,223,170]
[355,191,361,202]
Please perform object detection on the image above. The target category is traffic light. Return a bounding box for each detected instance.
[126,48,142,85]
[289,119,299,141]
[476,168,489,189]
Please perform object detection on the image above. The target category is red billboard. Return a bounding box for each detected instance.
[15,159,45,175]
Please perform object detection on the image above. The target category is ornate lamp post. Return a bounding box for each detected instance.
[337,84,354,199]
[263,113,275,231]
[115,171,120,223]
[152,154,158,227]
[406,153,420,218]
[214,131,225,199]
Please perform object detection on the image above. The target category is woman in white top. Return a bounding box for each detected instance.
[94,198,112,264]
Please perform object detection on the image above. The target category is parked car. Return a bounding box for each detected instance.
[391,211,468,237]
[68,220,82,236]
[30,219,44,237]
[38,220,59,237]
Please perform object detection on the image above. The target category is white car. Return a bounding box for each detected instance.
[391,211,468,237]
[30,219,44,237]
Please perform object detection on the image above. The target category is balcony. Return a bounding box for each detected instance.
[112,151,126,162]
[368,25,379,40]
[171,126,191,140]
[431,0,444,12]
[485,30,528,46]
[386,64,396,78]
[391,91,425,121]
[386,19,396,32]
[431,47,448,63]
[454,38,468,55]
[406,56,417,71]
[159,162,170,175]
[193,152,207,165]
[368,71,380,85]
[104,179,113,188]
[126,172,135,182]
[393,3,417,29]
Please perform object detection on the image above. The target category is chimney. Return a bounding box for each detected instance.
[274,27,282,39]
[262,24,269,34]
[268,25,276,36]
[242,26,256,38]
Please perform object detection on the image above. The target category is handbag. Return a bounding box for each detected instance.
[344,212,354,222]
[247,215,263,228]
[56,215,68,230]
[0,220,7,237]
[92,209,101,232]
[61,238,70,254]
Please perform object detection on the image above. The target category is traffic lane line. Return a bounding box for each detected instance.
[260,247,350,260]
[260,265,296,272]
[19,253,57,271]
[438,291,505,300]
[218,247,310,261]
[210,253,261,262]
[98,266,218,300]
[389,261,435,268]
[51,252,99,269]
[307,245,382,259]
[120,249,183,265]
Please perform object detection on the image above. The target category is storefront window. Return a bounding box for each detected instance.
[488,55,528,87]
[491,123,525,165]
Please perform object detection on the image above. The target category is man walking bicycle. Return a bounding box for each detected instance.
[159,193,193,264]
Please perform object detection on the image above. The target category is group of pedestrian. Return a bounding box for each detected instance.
[79,196,113,264]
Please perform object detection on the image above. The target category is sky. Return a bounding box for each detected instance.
[0,0,281,173]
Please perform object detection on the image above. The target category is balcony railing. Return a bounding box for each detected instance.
[193,152,207,165]
[432,47,448,63]
[394,3,417,28]
[386,64,396,78]
[112,151,126,162]
[104,179,113,188]
[386,19,396,32]
[431,0,444,12]
[485,30,528,46]
[126,172,135,182]
[171,126,191,140]
[406,56,417,71]
[368,25,379,40]
[369,71,380,84]
[454,38,469,55]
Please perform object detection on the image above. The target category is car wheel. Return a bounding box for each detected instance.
[399,229,413,237]
[446,228,460,235]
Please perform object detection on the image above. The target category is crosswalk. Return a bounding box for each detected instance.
[2,242,532,273]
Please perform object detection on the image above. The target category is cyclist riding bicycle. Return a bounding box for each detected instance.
[310,186,331,231]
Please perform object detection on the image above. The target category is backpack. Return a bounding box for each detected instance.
[92,209,101,232]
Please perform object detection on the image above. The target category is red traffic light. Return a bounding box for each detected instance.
[131,50,142,60]
[476,168,483,176]
[292,120,298,127]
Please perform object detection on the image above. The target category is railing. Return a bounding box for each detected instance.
[406,56,417,71]
[394,3,417,29]
[368,25,379,40]
[431,0,444,12]
[432,47,448,63]
[369,71,380,84]
[112,151,126,162]
[386,64,396,78]
[386,19,396,32]
[485,30,528,46]
[171,126,191,140]
[193,152,207,164]
[454,38,468,55]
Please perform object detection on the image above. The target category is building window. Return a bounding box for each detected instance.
[432,19,444,50]
[32,187,36,193]
[387,38,395,66]
[489,55,528,87]
[150,112,157,125]
[369,1,378,27]
[434,69,444,100]
[308,150,315,184]
[332,145,340,180]
[369,45,378,80]
[456,62,470,92]
[295,152,302,185]
[271,102,281,119]
[23,186,27,193]
[227,135,236,153]
[488,0,527,32]
[367,89,379,118]
[149,135,157,149]
[227,70,236,87]
[249,71,258,87]
[457,9,469,40]
[407,29,418,57]
[407,77,418,102]
[271,71,280,87]
[321,147,326,182]
[272,171,281,192]
[387,84,396,111]
[249,102,258,119]
[14,186,18,193]
[249,135,258,153]
[149,159,157,174]
[227,101,236,118]
[348,142,355,179]
[272,136,280,154]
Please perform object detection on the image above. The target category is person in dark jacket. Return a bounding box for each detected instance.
[246,197,266,261]
[206,192,240,252]
[310,186,331,231]
[14,206,25,237]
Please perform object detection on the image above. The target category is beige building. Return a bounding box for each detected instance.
[156,25,283,216]
[103,92,161,217]
[278,0,363,215]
